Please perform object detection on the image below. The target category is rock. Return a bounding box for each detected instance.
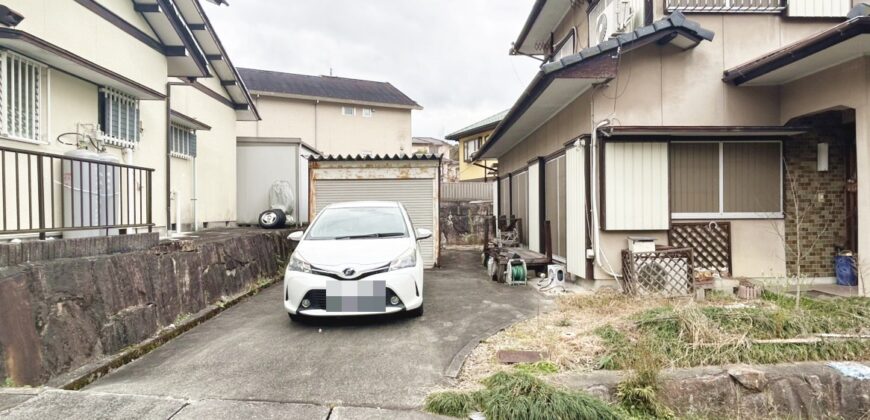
[728,365,768,391]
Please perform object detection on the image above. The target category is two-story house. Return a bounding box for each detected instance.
[412,136,458,181]
[478,0,870,295]
[237,68,422,157]
[447,110,506,182]
[0,0,258,238]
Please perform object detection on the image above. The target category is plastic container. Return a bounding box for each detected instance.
[834,254,858,286]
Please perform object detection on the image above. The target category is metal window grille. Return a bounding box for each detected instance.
[666,0,786,13]
[170,123,196,159]
[100,87,140,148]
[0,51,43,143]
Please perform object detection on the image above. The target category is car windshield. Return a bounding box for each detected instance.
[307,206,408,240]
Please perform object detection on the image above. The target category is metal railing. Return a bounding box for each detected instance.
[0,145,154,238]
[666,0,786,13]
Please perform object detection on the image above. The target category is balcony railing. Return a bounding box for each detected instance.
[0,145,154,238]
[666,0,787,13]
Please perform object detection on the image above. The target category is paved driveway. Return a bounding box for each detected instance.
[85,250,547,409]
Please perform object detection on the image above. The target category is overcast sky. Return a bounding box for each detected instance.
[205,1,541,139]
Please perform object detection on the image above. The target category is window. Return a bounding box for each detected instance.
[170,123,197,159]
[362,108,373,118]
[464,137,483,162]
[670,141,782,219]
[99,87,140,148]
[1,51,45,143]
[341,106,355,116]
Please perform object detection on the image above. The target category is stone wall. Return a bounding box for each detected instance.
[553,362,870,419]
[783,133,849,278]
[0,234,160,268]
[440,201,492,246]
[0,229,294,386]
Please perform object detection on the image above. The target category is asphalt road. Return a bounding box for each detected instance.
[84,250,548,409]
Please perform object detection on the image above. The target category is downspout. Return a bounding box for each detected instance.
[314,99,319,150]
[166,81,188,235]
[192,156,198,231]
[589,85,620,279]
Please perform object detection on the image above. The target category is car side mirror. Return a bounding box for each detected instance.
[288,231,304,241]
[415,228,432,241]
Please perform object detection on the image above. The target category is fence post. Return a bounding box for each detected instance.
[36,156,46,240]
[146,171,153,233]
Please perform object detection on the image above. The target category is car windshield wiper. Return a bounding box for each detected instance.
[334,232,405,240]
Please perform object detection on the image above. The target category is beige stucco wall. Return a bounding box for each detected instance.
[238,95,412,156]
[457,129,497,181]
[0,2,242,236]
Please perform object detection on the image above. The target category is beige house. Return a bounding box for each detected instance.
[0,0,258,239]
[480,0,870,295]
[447,110,506,182]
[412,137,458,181]
[237,68,422,157]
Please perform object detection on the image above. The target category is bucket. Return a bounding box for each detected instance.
[834,254,858,286]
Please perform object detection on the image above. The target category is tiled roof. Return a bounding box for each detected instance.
[446,110,509,140]
[238,68,421,109]
[412,137,453,146]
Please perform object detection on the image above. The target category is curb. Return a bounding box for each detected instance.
[444,315,536,379]
[48,276,282,391]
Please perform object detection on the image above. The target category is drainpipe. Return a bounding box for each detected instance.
[165,81,188,235]
[192,156,198,231]
[314,99,319,150]
[589,85,620,279]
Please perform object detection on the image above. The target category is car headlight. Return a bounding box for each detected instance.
[287,253,311,273]
[389,246,417,271]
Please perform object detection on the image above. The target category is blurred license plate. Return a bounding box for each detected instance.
[326,280,386,313]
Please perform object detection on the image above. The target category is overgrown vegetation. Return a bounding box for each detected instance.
[597,291,870,370]
[425,371,621,419]
[513,361,560,375]
[3,377,15,387]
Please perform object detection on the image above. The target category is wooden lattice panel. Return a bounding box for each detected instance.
[669,222,732,275]
[621,249,695,297]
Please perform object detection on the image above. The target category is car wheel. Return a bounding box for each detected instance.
[259,209,287,229]
[407,304,424,318]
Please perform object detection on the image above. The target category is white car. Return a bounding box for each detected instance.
[284,201,430,320]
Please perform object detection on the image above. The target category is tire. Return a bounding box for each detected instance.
[407,303,424,318]
[259,209,286,229]
[496,263,507,283]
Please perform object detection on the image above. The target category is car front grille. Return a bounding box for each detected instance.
[299,288,403,311]
[310,265,390,281]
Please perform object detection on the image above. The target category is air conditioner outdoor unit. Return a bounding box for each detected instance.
[621,249,693,297]
[591,0,637,46]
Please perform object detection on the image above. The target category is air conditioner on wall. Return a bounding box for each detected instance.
[590,0,637,46]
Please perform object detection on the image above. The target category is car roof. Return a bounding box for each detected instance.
[326,201,401,209]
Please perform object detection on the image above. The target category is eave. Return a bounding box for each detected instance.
[512,0,574,56]
[724,13,870,86]
[0,28,164,100]
[479,12,715,160]
[172,0,260,120]
[133,0,210,78]
[248,90,423,111]
[170,109,212,131]
[605,126,809,138]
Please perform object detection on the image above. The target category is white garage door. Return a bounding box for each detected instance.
[314,179,436,268]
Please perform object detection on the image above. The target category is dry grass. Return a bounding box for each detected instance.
[456,289,675,388]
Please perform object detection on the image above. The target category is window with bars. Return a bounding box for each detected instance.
[170,123,197,159]
[99,87,140,148]
[0,51,45,143]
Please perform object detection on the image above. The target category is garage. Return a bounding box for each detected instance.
[309,155,441,268]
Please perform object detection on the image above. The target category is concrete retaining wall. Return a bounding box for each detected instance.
[0,229,294,386]
[440,201,491,246]
[552,362,870,419]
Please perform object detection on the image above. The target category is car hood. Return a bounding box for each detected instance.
[296,237,413,270]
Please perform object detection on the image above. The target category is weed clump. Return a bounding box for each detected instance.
[425,371,621,419]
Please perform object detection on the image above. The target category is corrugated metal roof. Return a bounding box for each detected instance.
[309,153,442,162]
[446,110,509,140]
[238,68,422,109]
[412,137,453,146]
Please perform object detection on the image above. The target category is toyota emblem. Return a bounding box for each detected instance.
[343,268,356,277]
